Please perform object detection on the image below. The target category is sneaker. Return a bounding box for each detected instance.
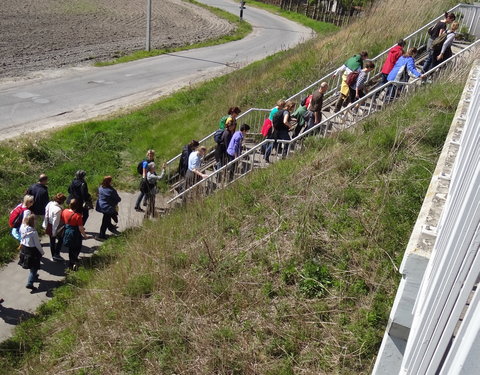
[26,285,37,291]
[142,200,147,207]
[53,255,64,262]
[110,229,121,236]
[135,207,145,212]
[96,235,107,241]
[72,264,79,272]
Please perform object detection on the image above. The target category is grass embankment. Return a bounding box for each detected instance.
[95,0,253,67]
[0,0,453,263]
[0,80,464,373]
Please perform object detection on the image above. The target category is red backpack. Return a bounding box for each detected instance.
[9,204,27,228]
[346,71,360,87]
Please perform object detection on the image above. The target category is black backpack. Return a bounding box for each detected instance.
[272,110,287,131]
[214,129,224,144]
[137,160,146,175]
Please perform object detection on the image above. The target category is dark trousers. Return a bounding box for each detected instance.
[348,87,365,105]
[334,93,350,113]
[264,130,290,161]
[68,244,81,268]
[82,207,89,226]
[135,191,146,209]
[49,235,63,258]
[100,213,116,236]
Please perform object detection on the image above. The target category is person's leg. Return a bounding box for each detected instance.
[334,94,345,113]
[135,190,145,210]
[54,236,64,260]
[264,142,273,162]
[82,207,89,226]
[423,50,434,73]
[49,235,56,258]
[99,214,109,237]
[26,268,38,289]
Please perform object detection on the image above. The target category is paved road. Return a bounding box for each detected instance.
[0,0,313,140]
[0,192,144,342]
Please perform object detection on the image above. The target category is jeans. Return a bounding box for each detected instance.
[27,268,39,287]
[264,130,290,162]
[49,235,63,258]
[135,191,146,209]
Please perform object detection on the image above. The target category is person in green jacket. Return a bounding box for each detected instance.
[333,51,369,112]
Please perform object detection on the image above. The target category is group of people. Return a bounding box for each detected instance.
[10,171,122,290]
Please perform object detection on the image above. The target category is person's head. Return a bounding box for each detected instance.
[23,214,35,227]
[23,194,34,208]
[445,12,456,23]
[227,120,236,132]
[406,47,418,57]
[147,162,156,172]
[146,149,155,161]
[360,51,369,60]
[319,82,328,93]
[75,170,86,180]
[38,174,48,185]
[101,176,112,188]
[240,124,251,134]
[276,99,286,109]
[451,21,459,31]
[364,61,375,71]
[53,193,66,205]
[397,39,405,47]
[284,100,296,112]
[188,140,200,150]
[198,146,207,157]
[228,107,241,119]
[69,198,82,213]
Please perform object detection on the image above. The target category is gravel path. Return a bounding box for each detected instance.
[0,0,234,79]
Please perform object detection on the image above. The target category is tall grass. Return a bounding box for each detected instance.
[0,79,464,374]
[0,0,454,263]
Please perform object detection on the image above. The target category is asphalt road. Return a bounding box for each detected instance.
[0,0,313,140]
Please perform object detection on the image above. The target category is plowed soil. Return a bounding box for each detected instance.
[0,0,234,78]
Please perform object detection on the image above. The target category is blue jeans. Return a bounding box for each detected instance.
[27,268,39,287]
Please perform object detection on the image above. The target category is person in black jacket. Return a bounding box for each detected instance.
[178,140,199,177]
[26,174,49,226]
[66,170,92,225]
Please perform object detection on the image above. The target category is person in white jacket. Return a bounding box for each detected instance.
[43,193,66,262]
[19,214,44,291]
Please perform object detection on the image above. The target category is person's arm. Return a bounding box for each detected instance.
[51,209,61,236]
[406,58,422,77]
[33,231,45,256]
[438,32,455,59]
[333,64,346,77]
[142,161,148,178]
[79,225,89,239]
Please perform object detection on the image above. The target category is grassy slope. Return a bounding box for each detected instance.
[0,80,464,374]
[95,0,253,67]
[0,0,452,263]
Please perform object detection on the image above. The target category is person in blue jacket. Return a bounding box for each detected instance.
[95,176,121,239]
[386,48,424,102]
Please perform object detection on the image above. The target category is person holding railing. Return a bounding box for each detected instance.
[305,82,328,133]
[435,21,459,68]
[333,51,369,113]
[348,61,375,113]
[145,163,165,218]
[261,100,285,155]
[386,48,424,102]
[185,146,208,191]
[423,12,456,73]
[226,124,251,180]
[264,101,296,163]
[215,121,236,170]
[178,140,199,178]
[378,39,405,86]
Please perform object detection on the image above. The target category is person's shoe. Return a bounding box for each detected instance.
[72,264,79,272]
[142,200,147,207]
[135,207,144,212]
[26,284,37,291]
[110,229,121,236]
[0,298,4,304]
[53,255,64,262]
[96,235,107,241]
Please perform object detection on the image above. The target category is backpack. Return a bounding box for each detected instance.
[9,204,27,228]
[214,129,224,144]
[346,71,360,87]
[431,31,449,52]
[272,110,286,131]
[219,115,229,130]
[427,24,435,36]
[137,160,146,175]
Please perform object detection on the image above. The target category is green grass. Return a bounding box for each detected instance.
[95,0,253,67]
[248,0,339,33]
[0,80,465,374]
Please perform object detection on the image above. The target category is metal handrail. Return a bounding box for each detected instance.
[164,4,474,173]
[167,39,479,205]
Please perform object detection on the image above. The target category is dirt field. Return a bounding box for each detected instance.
[0,0,234,79]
